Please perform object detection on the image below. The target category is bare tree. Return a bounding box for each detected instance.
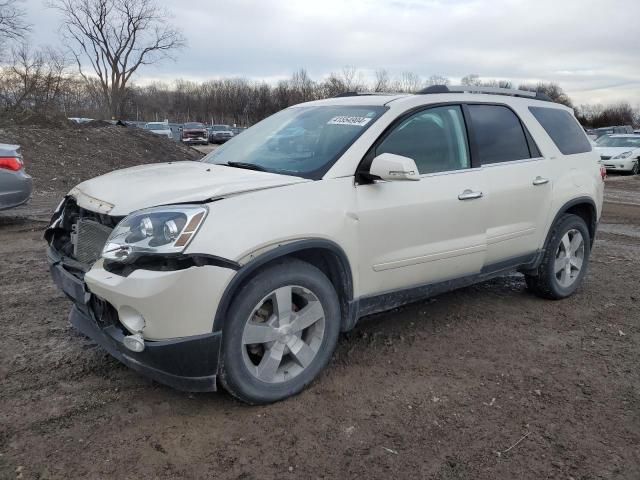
[319,72,347,97]
[0,43,71,112]
[576,102,634,128]
[461,74,481,86]
[398,71,421,93]
[0,0,30,47]
[290,68,314,102]
[519,82,572,107]
[425,74,450,87]
[338,65,367,92]
[373,69,390,92]
[49,0,185,118]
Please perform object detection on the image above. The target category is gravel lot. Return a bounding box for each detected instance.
[1,173,638,479]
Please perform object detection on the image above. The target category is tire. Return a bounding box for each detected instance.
[525,214,591,300]
[219,259,341,404]
[631,160,639,175]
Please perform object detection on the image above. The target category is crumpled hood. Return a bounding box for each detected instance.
[70,161,309,216]
[595,146,639,158]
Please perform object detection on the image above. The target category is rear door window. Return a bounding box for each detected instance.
[529,107,592,155]
[467,105,531,164]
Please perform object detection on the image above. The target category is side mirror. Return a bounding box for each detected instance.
[369,153,420,181]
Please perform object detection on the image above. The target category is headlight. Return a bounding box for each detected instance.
[102,205,208,262]
[613,151,633,159]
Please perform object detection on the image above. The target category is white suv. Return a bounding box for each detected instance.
[46,86,605,404]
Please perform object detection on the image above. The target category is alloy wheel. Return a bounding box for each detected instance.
[554,229,585,288]
[241,285,325,383]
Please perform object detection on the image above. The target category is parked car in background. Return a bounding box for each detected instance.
[143,122,173,139]
[0,144,33,210]
[594,134,640,174]
[68,117,94,124]
[585,128,599,141]
[181,122,209,145]
[209,124,235,144]
[46,85,604,404]
[593,126,634,138]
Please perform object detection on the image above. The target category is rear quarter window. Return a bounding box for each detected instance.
[529,107,592,155]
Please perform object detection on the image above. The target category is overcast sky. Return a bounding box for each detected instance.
[23,0,640,106]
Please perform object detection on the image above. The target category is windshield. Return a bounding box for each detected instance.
[184,123,205,129]
[596,136,640,148]
[203,105,386,178]
[213,125,230,131]
[145,123,169,130]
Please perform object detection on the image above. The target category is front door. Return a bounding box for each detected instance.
[355,105,487,298]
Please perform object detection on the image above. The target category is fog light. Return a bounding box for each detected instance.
[123,333,145,352]
[120,309,145,333]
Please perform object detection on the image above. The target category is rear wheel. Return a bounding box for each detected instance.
[219,259,340,404]
[525,214,591,299]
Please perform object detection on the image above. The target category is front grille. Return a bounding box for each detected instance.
[601,156,611,160]
[73,219,113,265]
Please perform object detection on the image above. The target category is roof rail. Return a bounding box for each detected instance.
[334,91,364,97]
[417,84,552,101]
[332,91,404,98]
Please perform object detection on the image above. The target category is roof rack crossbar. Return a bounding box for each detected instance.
[417,84,551,101]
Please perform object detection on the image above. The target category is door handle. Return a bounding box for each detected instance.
[532,176,549,186]
[458,189,483,201]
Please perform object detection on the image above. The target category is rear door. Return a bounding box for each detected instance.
[355,104,487,297]
[466,104,552,266]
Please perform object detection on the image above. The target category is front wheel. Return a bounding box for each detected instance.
[219,259,341,404]
[631,161,639,175]
[525,214,591,299]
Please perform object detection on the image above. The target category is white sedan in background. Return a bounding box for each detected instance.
[595,134,640,174]
[143,122,173,139]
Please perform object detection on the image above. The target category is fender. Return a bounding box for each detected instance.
[212,239,355,332]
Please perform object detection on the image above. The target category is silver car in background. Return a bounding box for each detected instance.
[0,144,33,210]
[143,122,173,139]
[595,134,640,175]
[208,124,234,144]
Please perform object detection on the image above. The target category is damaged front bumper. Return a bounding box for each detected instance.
[48,247,221,392]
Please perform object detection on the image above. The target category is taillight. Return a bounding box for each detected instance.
[600,165,607,181]
[0,157,23,171]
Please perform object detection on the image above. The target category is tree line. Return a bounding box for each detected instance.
[0,0,637,129]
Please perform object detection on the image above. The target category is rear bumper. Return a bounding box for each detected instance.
[0,170,33,210]
[49,251,221,392]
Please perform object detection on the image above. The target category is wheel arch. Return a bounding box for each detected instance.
[212,239,355,333]
[545,197,598,250]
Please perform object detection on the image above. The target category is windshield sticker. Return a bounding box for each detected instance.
[327,116,372,127]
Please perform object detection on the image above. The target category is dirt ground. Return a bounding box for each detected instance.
[1,147,639,478]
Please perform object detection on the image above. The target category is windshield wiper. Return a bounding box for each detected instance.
[224,161,267,172]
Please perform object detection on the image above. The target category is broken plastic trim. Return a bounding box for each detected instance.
[103,253,241,277]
